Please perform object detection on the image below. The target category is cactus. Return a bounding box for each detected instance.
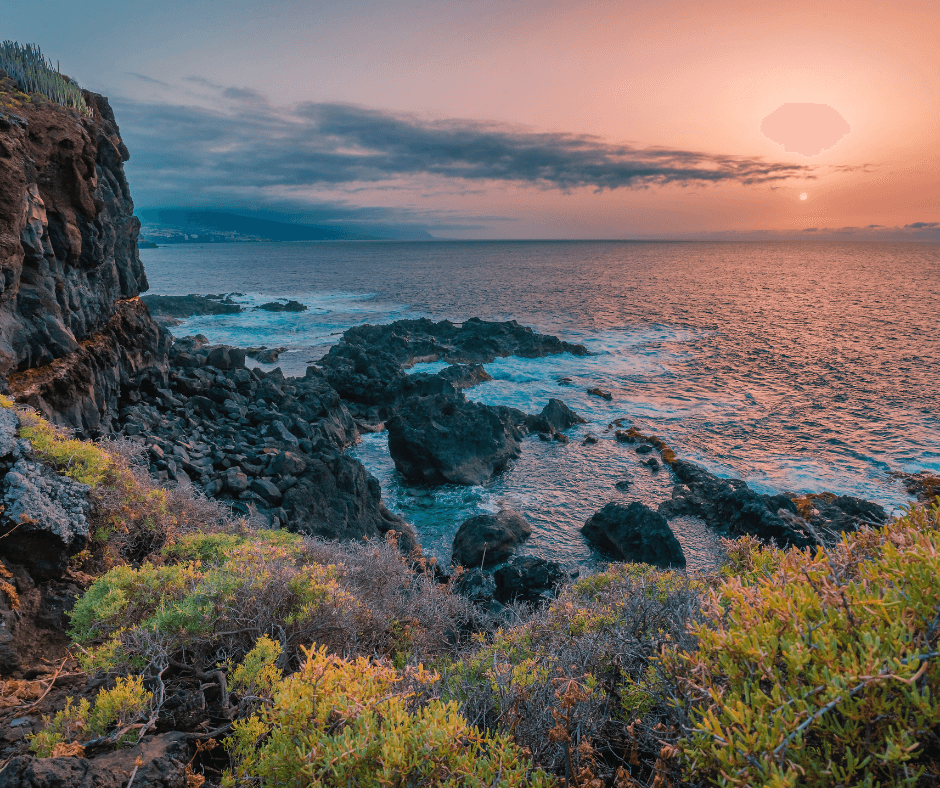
[0,41,91,117]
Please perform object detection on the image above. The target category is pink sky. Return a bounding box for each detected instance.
[7,0,939,238]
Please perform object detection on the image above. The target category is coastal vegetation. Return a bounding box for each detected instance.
[0,41,91,117]
[10,403,940,786]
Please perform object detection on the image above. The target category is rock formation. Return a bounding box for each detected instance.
[451,509,533,568]
[581,502,686,568]
[0,80,168,436]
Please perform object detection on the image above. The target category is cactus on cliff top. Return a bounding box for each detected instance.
[0,41,91,117]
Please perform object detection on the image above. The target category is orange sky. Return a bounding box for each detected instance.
[7,0,940,237]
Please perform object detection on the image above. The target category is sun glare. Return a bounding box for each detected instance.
[800,193,808,201]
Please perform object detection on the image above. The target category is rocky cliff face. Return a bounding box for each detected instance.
[0,80,168,435]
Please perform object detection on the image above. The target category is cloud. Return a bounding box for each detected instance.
[905,221,940,229]
[114,91,814,213]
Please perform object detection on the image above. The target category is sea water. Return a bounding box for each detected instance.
[141,240,940,571]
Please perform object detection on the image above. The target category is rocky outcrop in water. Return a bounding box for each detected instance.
[451,509,533,568]
[140,293,242,325]
[387,380,524,486]
[660,459,887,546]
[333,317,589,367]
[582,502,686,568]
[0,81,168,435]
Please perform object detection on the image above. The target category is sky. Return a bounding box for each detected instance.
[5,0,940,239]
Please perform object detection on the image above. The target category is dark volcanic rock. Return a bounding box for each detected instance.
[258,299,307,312]
[318,343,407,408]
[494,556,568,603]
[0,93,170,437]
[587,387,612,401]
[282,452,416,551]
[451,509,533,568]
[335,317,589,366]
[666,460,889,544]
[0,459,92,581]
[659,460,854,547]
[141,293,242,319]
[0,92,148,377]
[525,398,586,435]
[581,502,685,568]
[453,568,496,603]
[436,363,493,389]
[387,384,522,485]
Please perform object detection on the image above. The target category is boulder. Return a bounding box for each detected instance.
[581,502,685,568]
[525,398,586,435]
[451,509,533,568]
[387,389,522,485]
[452,568,496,603]
[436,363,493,389]
[0,459,92,581]
[587,387,612,401]
[494,556,568,603]
[317,344,407,407]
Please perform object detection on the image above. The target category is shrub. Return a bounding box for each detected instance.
[222,642,552,788]
[71,532,478,678]
[669,503,940,787]
[440,562,701,780]
[27,675,152,757]
[0,41,91,116]
[18,407,243,567]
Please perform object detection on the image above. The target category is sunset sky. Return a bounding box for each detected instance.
[5,0,939,238]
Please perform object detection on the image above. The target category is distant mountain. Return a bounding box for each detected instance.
[137,210,434,243]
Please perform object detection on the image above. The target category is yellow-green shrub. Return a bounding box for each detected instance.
[69,531,352,673]
[28,676,152,756]
[671,503,940,788]
[15,408,196,563]
[223,642,551,788]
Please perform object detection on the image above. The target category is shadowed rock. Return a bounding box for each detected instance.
[451,509,533,568]
[581,502,685,568]
[387,384,522,485]
[494,556,568,603]
[331,317,589,367]
[0,458,92,581]
[525,398,586,435]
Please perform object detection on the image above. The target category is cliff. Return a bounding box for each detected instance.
[0,77,168,436]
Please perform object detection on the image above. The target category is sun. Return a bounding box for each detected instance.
[799,193,808,201]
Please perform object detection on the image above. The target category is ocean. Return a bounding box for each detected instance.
[141,240,940,571]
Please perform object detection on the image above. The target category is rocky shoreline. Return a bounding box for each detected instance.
[93,307,892,606]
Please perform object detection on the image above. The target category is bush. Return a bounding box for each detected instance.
[71,531,478,677]
[18,407,243,567]
[669,503,940,787]
[440,562,701,781]
[222,641,552,788]
[27,675,152,757]
[0,41,91,116]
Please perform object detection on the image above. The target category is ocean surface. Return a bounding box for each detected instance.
[141,240,940,572]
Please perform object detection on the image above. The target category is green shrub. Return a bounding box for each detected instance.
[223,642,552,788]
[69,531,353,674]
[670,503,940,787]
[28,676,152,756]
[0,41,91,116]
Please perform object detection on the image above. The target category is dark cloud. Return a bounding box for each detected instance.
[905,221,940,229]
[115,94,813,213]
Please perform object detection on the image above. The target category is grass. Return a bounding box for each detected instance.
[0,41,91,117]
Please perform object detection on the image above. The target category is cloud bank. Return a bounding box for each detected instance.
[116,91,813,215]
